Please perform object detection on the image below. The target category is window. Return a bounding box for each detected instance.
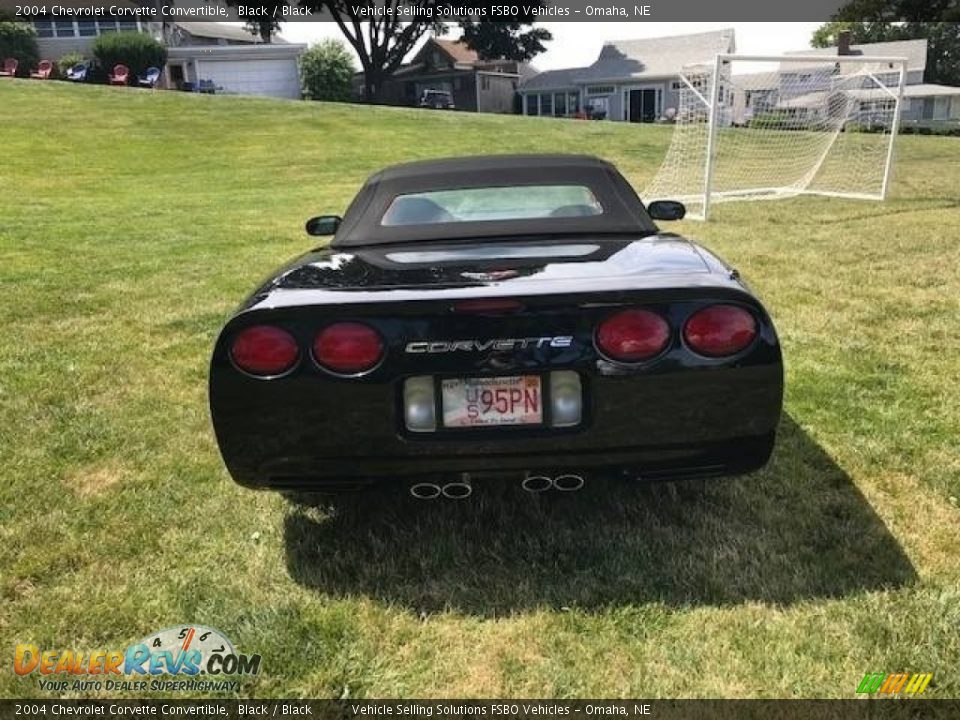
[671,80,683,90]
[950,97,960,121]
[568,92,580,115]
[32,20,54,38]
[539,93,553,115]
[53,21,75,38]
[77,21,97,37]
[586,85,614,96]
[98,21,119,33]
[380,185,603,226]
[481,75,490,91]
[934,96,950,120]
[526,94,539,116]
[118,21,138,32]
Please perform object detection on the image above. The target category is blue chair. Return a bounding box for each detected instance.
[138,66,161,88]
[65,63,88,82]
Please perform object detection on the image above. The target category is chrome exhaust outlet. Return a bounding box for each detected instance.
[441,473,472,499]
[521,473,553,493]
[552,474,585,492]
[410,482,442,500]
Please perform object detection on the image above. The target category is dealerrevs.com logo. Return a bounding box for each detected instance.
[14,625,261,693]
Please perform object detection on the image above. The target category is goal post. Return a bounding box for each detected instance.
[643,54,908,220]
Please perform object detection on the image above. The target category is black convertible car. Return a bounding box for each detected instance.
[209,155,783,499]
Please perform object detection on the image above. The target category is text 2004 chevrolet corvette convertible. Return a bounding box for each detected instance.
[209,155,782,499]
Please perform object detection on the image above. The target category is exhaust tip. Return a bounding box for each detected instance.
[441,482,472,499]
[553,474,585,492]
[442,473,472,499]
[521,474,553,493]
[410,482,441,500]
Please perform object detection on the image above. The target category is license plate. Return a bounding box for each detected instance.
[441,376,542,428]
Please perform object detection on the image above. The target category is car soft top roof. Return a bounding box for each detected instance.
[330,154,656,249]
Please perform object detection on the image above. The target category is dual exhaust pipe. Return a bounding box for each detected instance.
[410,474,472,500]
[521,473,585,493]
[409,472,585,499]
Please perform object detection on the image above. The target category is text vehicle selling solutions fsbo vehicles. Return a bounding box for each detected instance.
[209,155,783,499]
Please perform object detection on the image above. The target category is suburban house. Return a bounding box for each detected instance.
[517,29,736,122]
[359,38,534,113]
[28,13,305,99]
[780,37,960,129]
[520,28,960,129]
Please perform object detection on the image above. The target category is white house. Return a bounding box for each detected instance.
[518,29,736,122]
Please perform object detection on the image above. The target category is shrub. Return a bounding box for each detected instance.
[57,52,86,79]
[0,21,40,78]
[91,31,166,83]
[300,39,355,102]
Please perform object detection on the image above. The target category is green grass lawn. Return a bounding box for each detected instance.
[1,80,958,699]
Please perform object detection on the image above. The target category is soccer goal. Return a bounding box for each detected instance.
[643,54,908,220]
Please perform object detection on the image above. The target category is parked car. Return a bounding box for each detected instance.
[419,89,455,110]
[209,155,783,499]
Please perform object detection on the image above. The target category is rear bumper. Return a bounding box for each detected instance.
[232,433,776,490]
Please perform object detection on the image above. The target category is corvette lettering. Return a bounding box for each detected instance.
[405,337,573,353]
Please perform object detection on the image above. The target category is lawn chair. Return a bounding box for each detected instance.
[65,63,88,82]
[30,60,53,79]
[0,58,18,78]
[109,64,129,86]
[137,66,161,88]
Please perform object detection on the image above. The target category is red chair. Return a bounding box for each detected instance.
[0,58,18,78]
[109,64,129,86]
[30,60,53,79]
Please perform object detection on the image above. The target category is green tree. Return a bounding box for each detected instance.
[222,0,287,42]
[0,21,40,78]
[300,38,356,101]
[92,31,167,82]
[459,18,551,62]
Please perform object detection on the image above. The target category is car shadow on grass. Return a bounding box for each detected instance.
[283,414,915,615]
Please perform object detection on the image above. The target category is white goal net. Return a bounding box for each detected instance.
[643,54,907,220]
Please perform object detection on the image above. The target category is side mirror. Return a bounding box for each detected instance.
[305,215,341,236]
[647,200,686,222]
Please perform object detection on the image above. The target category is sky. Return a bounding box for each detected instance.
[275,22,825,69]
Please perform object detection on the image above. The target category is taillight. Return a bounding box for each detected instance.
[313,322,384,374]
[230,325,299,376]
[595,309,670,362]
[684,304,757,357]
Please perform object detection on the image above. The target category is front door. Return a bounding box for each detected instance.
[627,89,658,123]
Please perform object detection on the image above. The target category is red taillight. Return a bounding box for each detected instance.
[595,309,670,362]
[313,322,384,374]
[230,325,299,376]
[684,304,757,357]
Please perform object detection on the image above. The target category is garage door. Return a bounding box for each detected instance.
[199,58,300,99]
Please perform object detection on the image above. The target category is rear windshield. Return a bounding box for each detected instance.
[380,185,604,227]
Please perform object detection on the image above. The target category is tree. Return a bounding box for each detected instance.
[0,20,40,78]
[92,31,167,82]
[304,2,551,102]
[223,0,288,43]
[300,38,355,101]
[459,19,551,62]
[811,20,960,86]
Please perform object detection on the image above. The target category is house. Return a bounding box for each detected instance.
[518,29,736,122]
[28,13,305,99]
[359,38,534,113]
[164,23,304,98]
[778,37,960,129]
